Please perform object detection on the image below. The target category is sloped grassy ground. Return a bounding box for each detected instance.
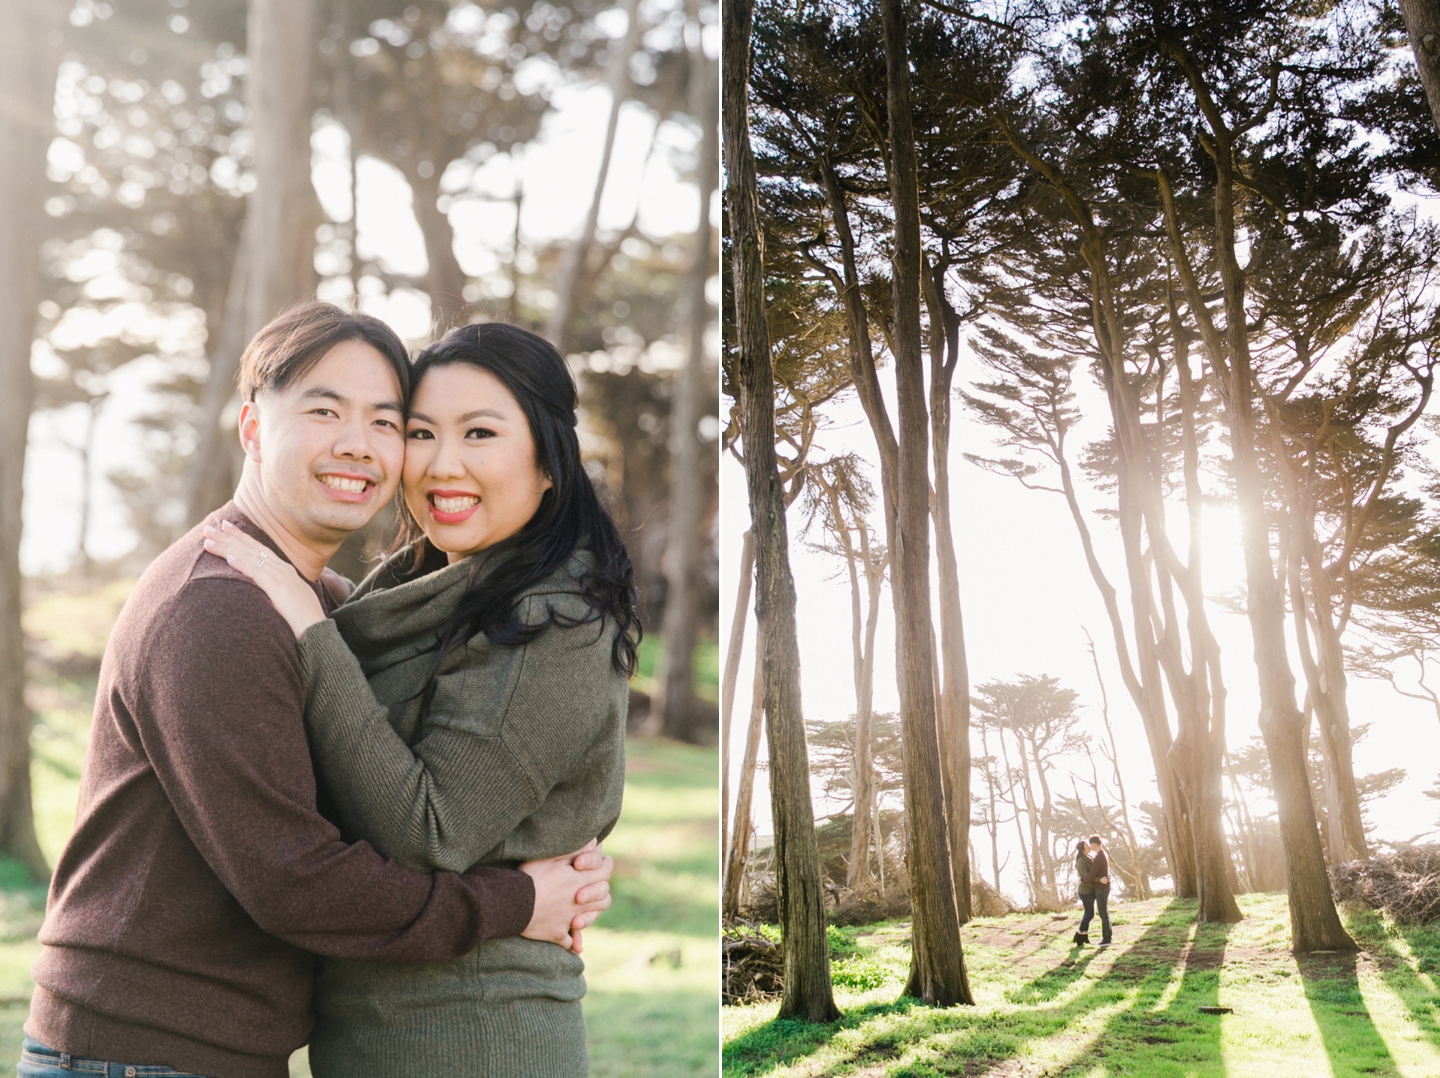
[1,578,718,1078]
[725,893,1440,1078]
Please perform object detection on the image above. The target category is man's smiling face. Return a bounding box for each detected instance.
[240,338,405,548]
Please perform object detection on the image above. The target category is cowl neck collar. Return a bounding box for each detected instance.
[330,542,500,665]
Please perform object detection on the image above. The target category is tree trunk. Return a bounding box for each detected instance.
[1194,107,1355,952]
[1280,503,1368,864]
[656,55,719,744]
[1048,406,1197,898]
[1037,741,1062,902]
[544,0,640,351]
[721,529,755,859]
[723,0,837,1020]
[185,227,250,526]
[923,263,973,923]
[408,163,469,333]
[978,726,1004,894]
[0,0,58,881]
[847,529,883,891]
[821,477,883,893]
[1156,145,1342,944]
[245,0,320,332]
[1162,325,1241,923]
[997,725,1036,903]
[1301,550,1367,862]
[508,160,524,325]
[76,400,97,576]
[722,652,764,922]
[880,0,971,1007]
[1086,633,1151,899]
[1401,0,1440,136]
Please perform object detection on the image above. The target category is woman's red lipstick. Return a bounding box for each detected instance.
[427,489,481,524]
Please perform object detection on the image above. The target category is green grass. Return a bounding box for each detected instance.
[7,580,718,1078]
[585,736,719,1077]
[724,894,1440,1077]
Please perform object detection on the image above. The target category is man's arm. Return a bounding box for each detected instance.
[134,577,553,962]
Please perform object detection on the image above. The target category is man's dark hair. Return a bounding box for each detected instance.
[1089,834,1103,845]
[237,301,411,402]
[394,321,641,676]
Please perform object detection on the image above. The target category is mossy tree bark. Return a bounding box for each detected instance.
[1400,0,1440,136]
[723,0,839,1021]
[880,0,972,1007]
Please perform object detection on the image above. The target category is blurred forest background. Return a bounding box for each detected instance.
[0,0,719,1073]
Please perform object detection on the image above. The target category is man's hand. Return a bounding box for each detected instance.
[520,840,612,952]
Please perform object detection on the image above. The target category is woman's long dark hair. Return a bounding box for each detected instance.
[395,321,640,675]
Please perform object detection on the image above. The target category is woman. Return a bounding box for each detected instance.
[204,322,637,1076]
[1072,839,1093,947]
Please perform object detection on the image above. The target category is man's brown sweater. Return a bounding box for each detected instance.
[26,507,536,1078]
[1082,847,1110,888]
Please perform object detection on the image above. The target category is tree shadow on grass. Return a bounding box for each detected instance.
[1299,950,1400,1078]
[1051,919,1232,1077]
[725,902,1210,1078]
[1005,947,1099,1005]
[1348,917,1440,1059]
[943,902,1199,1074]
[722,997,917,1077]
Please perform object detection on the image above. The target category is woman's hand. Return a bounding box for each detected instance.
[519,840,613,953]
[203,521,327,640]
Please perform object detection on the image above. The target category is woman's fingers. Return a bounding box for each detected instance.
[202,522,273,580]
[573,855,614,910]
[571,841,605,872]
[519,854,612,949]
[201,522,327,639]
[575,882,612,909]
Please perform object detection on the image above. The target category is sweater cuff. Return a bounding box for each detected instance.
[462,865,536,942]
[297,616,345,665]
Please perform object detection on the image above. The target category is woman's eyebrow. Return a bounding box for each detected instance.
[405,408,507,424]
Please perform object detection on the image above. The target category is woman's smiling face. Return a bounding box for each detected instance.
[402,363,552,561]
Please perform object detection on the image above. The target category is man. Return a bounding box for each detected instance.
[22,303,613,1078]
[1078,834,1113,948]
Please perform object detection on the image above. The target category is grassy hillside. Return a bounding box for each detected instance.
[724,893,1440,1077]
[3,577,718,1077]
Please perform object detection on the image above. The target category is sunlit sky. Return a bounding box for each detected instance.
[22,68,714,574]
[721,350,1440,903]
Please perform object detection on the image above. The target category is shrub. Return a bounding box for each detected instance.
[1330,844,1440,924]
[830,955,892,991]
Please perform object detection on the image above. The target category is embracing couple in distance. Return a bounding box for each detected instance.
[20,302,638,1078]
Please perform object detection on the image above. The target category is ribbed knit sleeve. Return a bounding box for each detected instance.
[297,597,624,873]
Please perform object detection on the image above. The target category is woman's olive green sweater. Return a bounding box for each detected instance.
[293,546,628,1077]
[1075,852,1094,896]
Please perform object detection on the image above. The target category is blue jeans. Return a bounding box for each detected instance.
[18,1038,210,1078]
[1078,886,1112,943]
